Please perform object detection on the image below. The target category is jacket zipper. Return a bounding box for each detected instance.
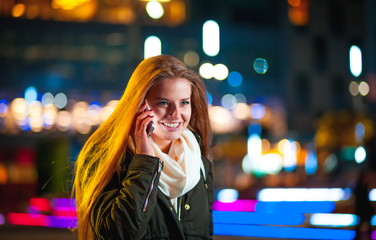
[178,197,182,221]
[143,159,163,212]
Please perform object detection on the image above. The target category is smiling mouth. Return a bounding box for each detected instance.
[161,122,181,128]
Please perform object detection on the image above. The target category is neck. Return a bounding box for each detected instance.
[152,136,172,154]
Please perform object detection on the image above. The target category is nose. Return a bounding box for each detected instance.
[168,104,179,118]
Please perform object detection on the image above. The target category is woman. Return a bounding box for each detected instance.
[73,55,213,240]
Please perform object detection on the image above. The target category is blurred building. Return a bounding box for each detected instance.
[0,0,375,231]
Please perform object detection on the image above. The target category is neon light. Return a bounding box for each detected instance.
[52,207,77,217]
[30,198,51,212]
[217,189,239,203]
[257,188,352,202]
[51,198,76,208]
[213,224,355,239]
[47,216,77,228]
[310,213,359,227]
[213,211,305,225]
[372,230,376,239]
[255,201,335,213]
[8,213,48,227]
[0,213,4,225]
[212,200,257,212]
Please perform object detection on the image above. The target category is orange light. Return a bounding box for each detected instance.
[12,4,26,18]
[288,0,301,7]
[169,0,185,25]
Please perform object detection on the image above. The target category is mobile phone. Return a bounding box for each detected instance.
[145,105,155,138]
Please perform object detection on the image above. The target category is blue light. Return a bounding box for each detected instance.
[255,201,335,213]
[89,101,101,107]
[213,211,305,225]
[0,100,8,114]
[21,117,31,131]
[227,71,242,87]
[251,104,265,119]
[253,58,268,74]
[248,122,262,135]
[206,92,212,105]
[355,122,365,142]
[305,143,317,175]
[25,86,37,103]
[213,224,355,239]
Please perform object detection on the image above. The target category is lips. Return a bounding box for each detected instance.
[161,122,181,128]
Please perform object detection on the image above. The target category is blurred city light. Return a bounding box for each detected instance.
[199,63,214,79]
[228,71,243,87]
[221,94,236,109]
[253,58,268,74]
[349,81,359,96]
[213,211,305,225]
[203,20,220,56]
[233,103,251,120]
[146,1,164,19]
[0,99,8,115]
[24,86,37,103]
[250,104,265,119]
[234,93,247,103]
[41,92,54,107]
[144,36,161,59]
[355,122,365,142]
[206,92,212,105]
[354,146,366,163]
[349,45,362,77]
[305,145,317,173]
[256,201,336,213]
[359,81,370,96]
[183,51,199,67]
[213,224,355,239]
[310,213,358,227]
[217,189,239,203]
[212,199,257,212]
[370,189,376,201]
[257,188,352,201]
[213,64,229,80]
[54,93,67,109]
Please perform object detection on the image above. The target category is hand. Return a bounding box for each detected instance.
[132,102,155,156]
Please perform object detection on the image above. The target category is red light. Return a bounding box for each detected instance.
[8,213,48,226]
[30,198,51,211]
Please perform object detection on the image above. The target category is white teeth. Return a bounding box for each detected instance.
[162,122,180,128]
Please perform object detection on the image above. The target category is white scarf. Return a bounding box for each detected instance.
[128,129,204,212]
[150,129,204,211]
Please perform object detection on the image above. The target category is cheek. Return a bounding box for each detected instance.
[182,108,192,122]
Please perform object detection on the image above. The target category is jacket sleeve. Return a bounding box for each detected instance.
[90,154,163,240]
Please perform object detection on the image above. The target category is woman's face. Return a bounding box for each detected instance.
[145,78,192,147]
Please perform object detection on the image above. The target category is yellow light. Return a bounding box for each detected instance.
[359,81,370,96]
[233,103,251,120]
[262,139,271,153]
[278,139,290,154]
[169,0,185,25]
[146,1,164,19]
[12,4,26,18]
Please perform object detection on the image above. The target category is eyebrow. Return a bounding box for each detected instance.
[155,97,191,101]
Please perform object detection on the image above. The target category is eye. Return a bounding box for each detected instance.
[182,100,190,105]
[157,101,168,106]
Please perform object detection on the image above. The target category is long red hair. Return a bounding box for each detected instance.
[72,55,211,239]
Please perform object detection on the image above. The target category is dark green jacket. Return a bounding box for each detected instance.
[90,149,213,240]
